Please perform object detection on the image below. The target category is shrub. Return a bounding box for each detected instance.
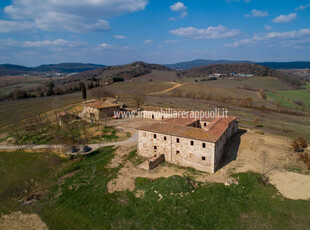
[291,137,308,152]
[112,77,124,82]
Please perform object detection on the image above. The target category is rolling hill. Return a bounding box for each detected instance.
[181,63,303,88]
[165,59,310,70]
[0,63,106,76]
[71,61,174,81]
[165,59,251,70]
[257,62,310,69]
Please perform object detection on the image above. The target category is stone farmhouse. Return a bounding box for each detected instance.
[137,116,238,173]
[80,100,120,121]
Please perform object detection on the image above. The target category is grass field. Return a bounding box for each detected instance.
[104,81,174,95]
[266,83,310,110]
[183,77,293,90]
[0,148,309,229]
[169,82,260,101]
[131,70,178,82]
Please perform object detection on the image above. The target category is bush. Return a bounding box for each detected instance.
[113,77,124,82]
[291,137,307,152]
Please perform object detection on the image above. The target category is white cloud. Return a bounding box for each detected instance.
[144,40,152,44]
[296,3,310,11]
[2,0,148,33]
[114,35,127,39]
[273,13,297,23]
[170,25,240,40]
[168,17,176,21]
[264,25,272,30]
[170,2,187,12]
[0,20,34,33]
[246,9,268,18]
[0,38,86,48]
[23,39,86,47]
[98,43,111,48]
[228,28,310,47]
[179,12,188,18]
[98,43,132,50]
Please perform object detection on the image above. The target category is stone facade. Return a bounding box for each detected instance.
[141,110,173,120]
[80,101,120,120]
[137,117,238,173]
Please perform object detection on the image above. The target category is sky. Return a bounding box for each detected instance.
[0,0,310,66]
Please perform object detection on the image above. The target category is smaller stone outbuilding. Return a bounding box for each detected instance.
[80,101,120,121]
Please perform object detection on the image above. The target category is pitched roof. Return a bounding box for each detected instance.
[105,97,118,104]
[86,101,120,109]
[137,116,237,143]
[164,117,197,126]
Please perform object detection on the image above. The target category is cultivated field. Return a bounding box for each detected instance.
[266,83,310,110]
[203,77,293,90]
[104,81,175,95]
[0,75,50,96]
[0,93,82,127]
[131,70,179,82]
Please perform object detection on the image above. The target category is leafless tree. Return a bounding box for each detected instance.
[91,87,112,101]
[133,94,144,110]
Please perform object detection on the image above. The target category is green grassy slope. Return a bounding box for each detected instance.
[266,83,310,110]
[1,148,309,229]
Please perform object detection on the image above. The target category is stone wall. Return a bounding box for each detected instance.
[138,130,215,173]
[137,119,238,173]
[214,120,238,171]
[81,106,119,120]
[149,154,165,170]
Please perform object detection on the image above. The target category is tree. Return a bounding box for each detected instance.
[91,87,112,101]
[133,94,144,110]
[80,82,87,103]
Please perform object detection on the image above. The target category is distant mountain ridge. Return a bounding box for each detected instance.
[165,59,310,70]
[165,59,251,70]
[0,63,106,76]
[257,62,310,69]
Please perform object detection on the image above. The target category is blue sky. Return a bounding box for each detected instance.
[1,0,310,66]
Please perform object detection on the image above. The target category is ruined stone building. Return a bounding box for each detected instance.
[80,100,120,121]
[137,116,238,173]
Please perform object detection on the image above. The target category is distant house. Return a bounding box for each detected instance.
[231,73,254,78]
[137,116,238,173]
[209,73,222,78]
[81,100,120,121]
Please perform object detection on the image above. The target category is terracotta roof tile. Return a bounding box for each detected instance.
[86,101,120,109]
[137,116,237,143]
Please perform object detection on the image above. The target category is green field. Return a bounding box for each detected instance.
[266,83,310,110]
[1,148,310,229]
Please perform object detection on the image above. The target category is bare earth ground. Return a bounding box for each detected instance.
[0,212,48,230]
[107,119,310,200]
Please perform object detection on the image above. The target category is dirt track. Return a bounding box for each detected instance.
[146,82,185,95]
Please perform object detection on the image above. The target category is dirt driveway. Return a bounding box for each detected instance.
[106,120,310,200]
